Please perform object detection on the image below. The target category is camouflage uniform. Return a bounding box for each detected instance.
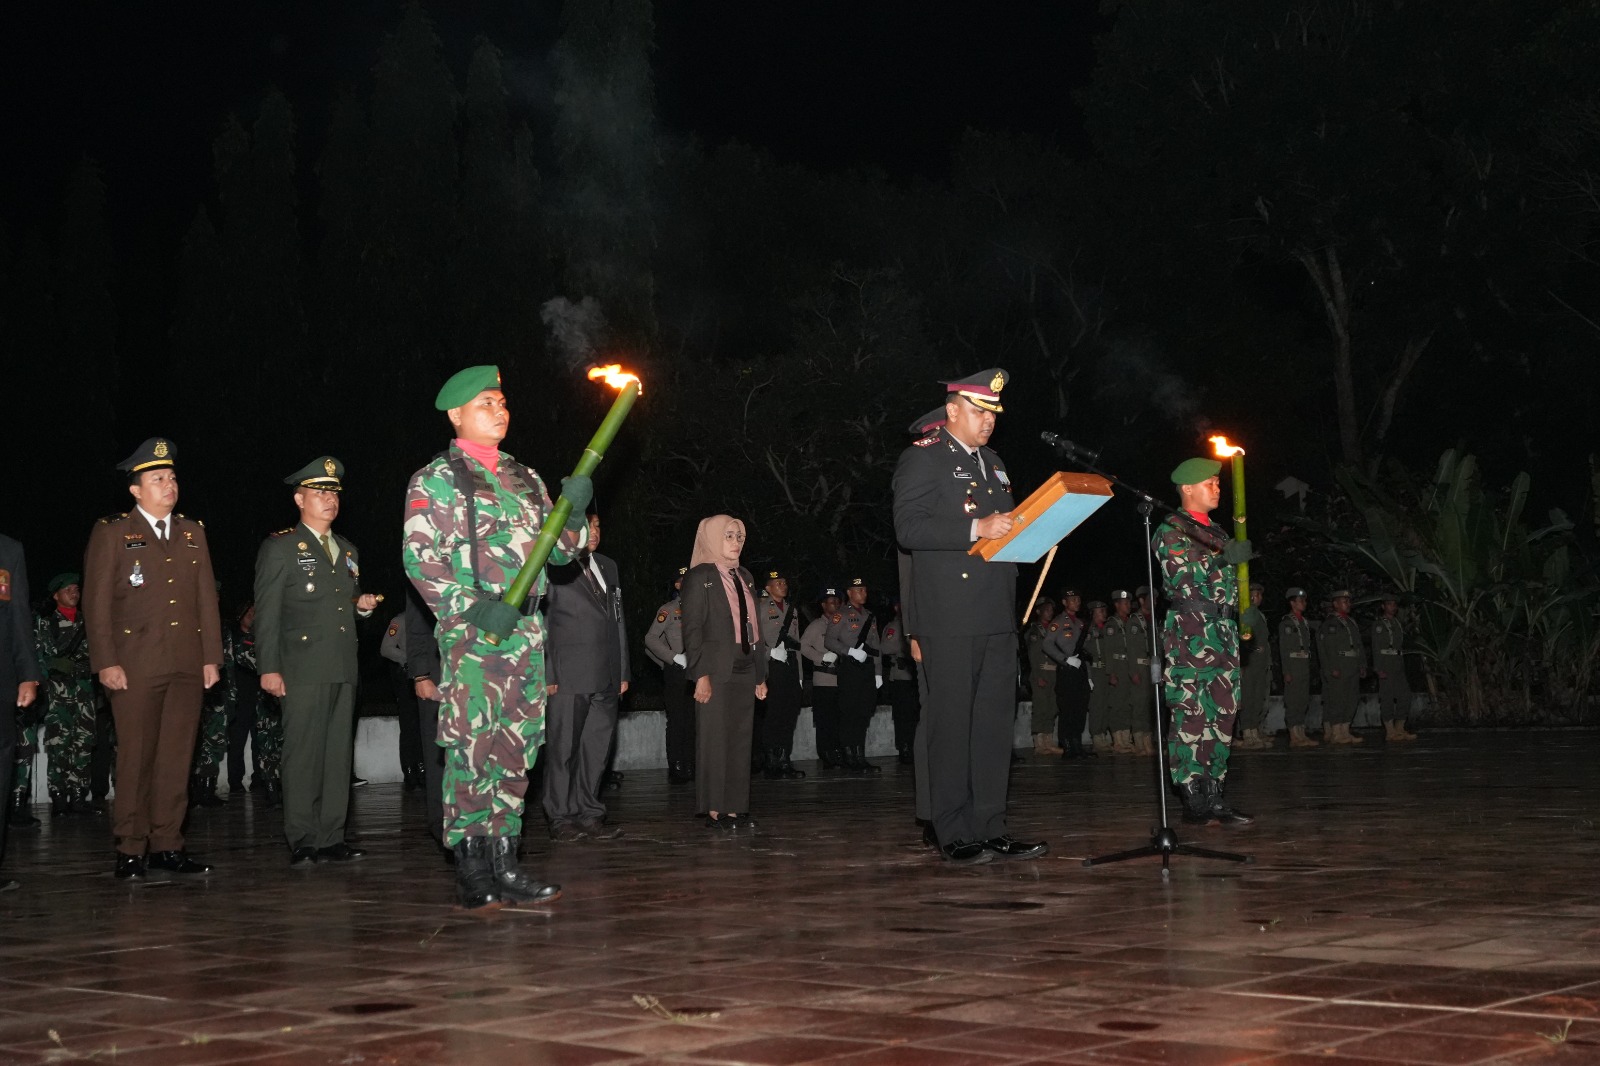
[403,444,581,847]
[190,674,230,777]
[34,608,97,804]
[1154,516,1239,787]
[224,626,282,783]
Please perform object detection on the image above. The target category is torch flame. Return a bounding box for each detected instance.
[1209,435,1245,458]
[587,363,643,395]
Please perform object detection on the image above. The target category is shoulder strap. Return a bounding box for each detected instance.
[442,452,485,595]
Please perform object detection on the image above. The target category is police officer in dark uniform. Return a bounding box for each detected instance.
[253,457,378,866]
[825,576,883,773]
[644,567,694,782]
[756,568,805,778]
[892,369,1046,864]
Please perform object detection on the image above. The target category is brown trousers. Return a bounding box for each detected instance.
[109,674,202,855]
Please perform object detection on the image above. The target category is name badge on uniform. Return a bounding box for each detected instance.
[129,561,144,588]
[123,538,146,549]
[953,470,973,480]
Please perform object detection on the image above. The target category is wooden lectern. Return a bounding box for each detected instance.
[968,471,1113,564]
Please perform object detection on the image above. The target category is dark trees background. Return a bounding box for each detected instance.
[3,0,1598,701]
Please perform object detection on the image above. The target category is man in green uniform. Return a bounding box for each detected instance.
[1318,590,1365,745]
[1235,586,1272,750]
[1156,458,1254,826]
[1121,589,1158,756]
[1279,587,1318,747]
[1082,600,1114,754]
[34,574,98,815]
[1104,591,1139,754]
[403,365,589,910]
[255,457,378,865]
[1372,594,1416,742]
[1023,599,1062,755]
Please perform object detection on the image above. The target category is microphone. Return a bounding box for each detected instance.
[1040,432,1101,464]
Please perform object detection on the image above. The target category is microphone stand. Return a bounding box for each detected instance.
[1043,438,1251,878]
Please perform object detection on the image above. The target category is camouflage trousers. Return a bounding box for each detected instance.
[13,721,42,800]
[44,682,99,798]
[191,690,230,775]
[254,695,284,781]
[1161,613,1240,786]
[439,645,547,846]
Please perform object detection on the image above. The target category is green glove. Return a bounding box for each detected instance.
[462,598,524,642]
[1220,538,1254,565]
[560,475,593,531]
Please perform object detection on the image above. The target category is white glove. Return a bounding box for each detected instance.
[848,647,869,663]
[770,644,788,663]
[672,653,687,668]
[875,675,883,689]
[1150,663,1162,685]
[1087,677,1095,691]
[1066,656,1082,668]
[822,651,838,664]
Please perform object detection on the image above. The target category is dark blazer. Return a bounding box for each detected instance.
[253,522,363,684]
[83,510,223,681]
[403,587,441,684]
[681,563,768,685]
[544,552,630,693]
[892,427,1017,637]
[0,534,43,696]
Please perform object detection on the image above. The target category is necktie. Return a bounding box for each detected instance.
[154,518,167,542]
[969,447,986,480]
[320,533,336,564]
[735,575,751,654]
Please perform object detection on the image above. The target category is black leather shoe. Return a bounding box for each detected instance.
[579,821,624,840]
[290,846,319,867]
[350,774,368,788]
[317,843,366,862]
[920,823,938,848]
[727,814,757,830]
[779,757,806,779]
[897,746,914,766]
[705,815,732,831]
[0,877,18,892]
[83,795,108,815]
[983,835,1049,861]
[114,854,146,880]
[601,770,624,792]
[148,850,212,874]
[940,841,994,865]
[549,824,588,843]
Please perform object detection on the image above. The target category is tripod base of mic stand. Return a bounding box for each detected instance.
[1083,825,1253,877]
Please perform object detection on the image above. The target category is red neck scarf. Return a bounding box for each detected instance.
[58,605,79,623]
[1185,509,1212,525]
[454,438,499,474]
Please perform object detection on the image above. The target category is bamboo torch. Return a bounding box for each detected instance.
[1208,435,1250,639]
[486,364,642,645]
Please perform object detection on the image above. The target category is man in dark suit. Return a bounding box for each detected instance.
[82,438,223,879]
[402,588,449,857]
[254,457,378,866]
[892,370,1047,865]
[0,534,43,892]
[541,512,629,841]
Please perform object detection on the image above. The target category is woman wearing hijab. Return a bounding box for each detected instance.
[681,515,768,829]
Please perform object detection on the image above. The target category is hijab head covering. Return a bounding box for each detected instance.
[690,515,746,570]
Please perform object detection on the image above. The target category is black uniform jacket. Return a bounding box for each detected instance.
[544,552,630,694]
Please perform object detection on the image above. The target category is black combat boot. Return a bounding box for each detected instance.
[402,765,422,792]
[839,746,865,773]
[51,792,75,816]
[488,836,561,905]
[1174,779,1218,826]
[189,774,223,809]
[818,747,840,770]
[855,747,882,774]
[778,749,806,779]
[668,761,691,784]
[763,748,785,780]
[1204,778,1255,826]
[262,779,283,810]
[9,783,40,828]
[452,837,503,911]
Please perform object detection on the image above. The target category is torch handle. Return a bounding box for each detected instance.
[486,381,640,645]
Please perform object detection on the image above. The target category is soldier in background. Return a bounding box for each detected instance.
[1043,590,1093,759]
[34,574,98,816]
[1123,588,1157,756]
[403,365,587,910]
[187,579,229,809]
[224,601,282,806]
[1023,599,1062,755]
[1373,594,1416,742]
[825,576,882,773]
[1105,591,1138,755]
[1319,590,1365,745]
[1235,585,1272,750]
[1082,600,1114,755]
[8,685,43,829]
[800,586,843,769]
[644,567,694,783]
[879,596,919,765]
[756,568,806,779]
[1279,588,1318,748]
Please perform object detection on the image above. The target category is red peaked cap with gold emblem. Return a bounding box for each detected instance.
[941,368,1009,413]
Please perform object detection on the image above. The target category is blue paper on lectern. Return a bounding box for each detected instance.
[984,492,1112,563]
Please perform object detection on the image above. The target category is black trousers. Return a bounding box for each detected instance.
[662,663,696,768]
[541,690,619,830]
[227,680,258,788]
[811,682,840,755]
[395,667,423,773]
[696,654,757,814]
[885,678,920,751]
[416,696,445,842]
[1055,664,1090,747]
[90,702,116,800]
[837,659,877,749]
[0,701,14,870]
[918,632,1017,846]
[760,656,802,752]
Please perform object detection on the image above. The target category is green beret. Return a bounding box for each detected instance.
[48,572,81,594]
[435,365,502,411]
[1171,457,1222,485]
[285,456,345,492]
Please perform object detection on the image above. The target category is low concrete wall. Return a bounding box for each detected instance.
[25,693,1431,796]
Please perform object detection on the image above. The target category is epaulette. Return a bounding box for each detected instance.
[98,512,128,524]
[913,434,939,447]
[176,513,204,528]
[656,610,667,624]
[270,527,297,538]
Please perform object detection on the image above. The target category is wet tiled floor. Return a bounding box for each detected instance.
[3,729,1599,1064]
